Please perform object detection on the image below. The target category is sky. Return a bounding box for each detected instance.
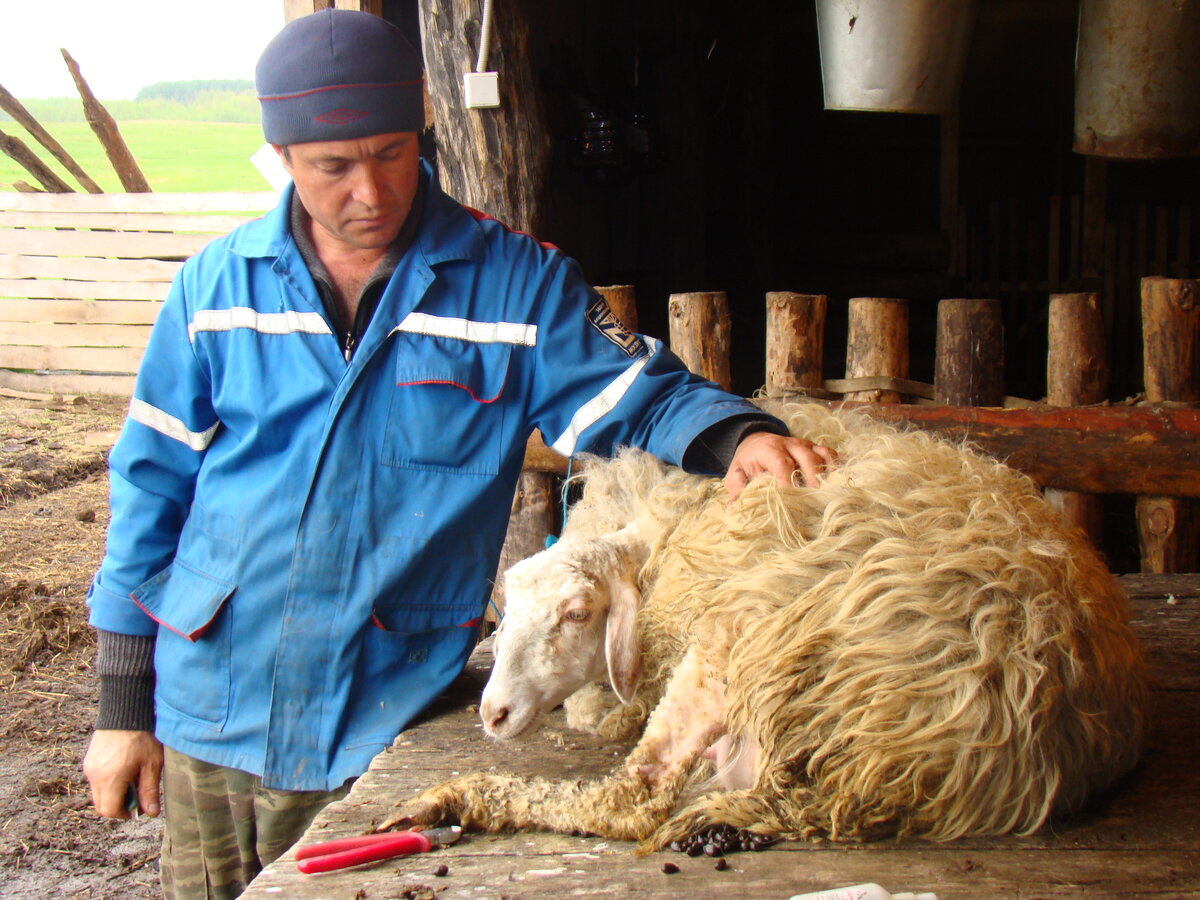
[3,1,286,100]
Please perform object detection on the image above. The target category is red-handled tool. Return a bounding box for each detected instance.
[295,825,462,874]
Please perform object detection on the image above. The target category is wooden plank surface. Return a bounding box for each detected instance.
[1,322,152,348]
[0,343,143,373]
[0,210,263,232]
[0,190,277,213]
[5,228,219,259]
[244,579,1200,899]
[0,296,165,321]
[0,253,179,282]
[0,370,134,395]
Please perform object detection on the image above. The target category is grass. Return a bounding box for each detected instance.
[0,120,270,192]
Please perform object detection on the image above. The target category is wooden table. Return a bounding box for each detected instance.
[244,575,1200,899]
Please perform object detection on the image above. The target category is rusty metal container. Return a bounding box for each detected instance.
[1075,0,1200,159]
[816,0,979,114]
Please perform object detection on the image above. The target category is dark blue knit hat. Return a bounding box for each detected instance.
[256,9,424,145]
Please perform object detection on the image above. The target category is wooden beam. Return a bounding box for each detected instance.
[61,49,152,192]
[0,82,103,192]
[6,228,217,260]
[0,254,179,283]
[828,403,1200,499]
[0,344,143,373]
[523,402,1200,500]
[0,126,73,192]
[0,191,275,213]
[0,296,165,322]
[0,210,263,233]
[0,369,134,395]
[2,322,152,349]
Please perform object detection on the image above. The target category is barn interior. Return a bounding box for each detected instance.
[384,0,1199,574]
[388,0,1197,397]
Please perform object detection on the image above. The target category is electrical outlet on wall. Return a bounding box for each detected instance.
[464,71,500,108]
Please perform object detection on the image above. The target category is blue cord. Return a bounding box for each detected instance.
[487,594,505,622]
[544,456,574,548]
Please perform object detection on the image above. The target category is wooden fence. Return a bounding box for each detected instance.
[0,190,276,395]
[514,282,1200,584]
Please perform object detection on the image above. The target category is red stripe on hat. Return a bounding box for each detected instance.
[259,79,423,101]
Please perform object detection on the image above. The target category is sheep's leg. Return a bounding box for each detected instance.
[623,642,728,785]
[381,770,677,841]
[384,644,728,841]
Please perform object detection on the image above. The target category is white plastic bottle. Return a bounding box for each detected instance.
[787,884,938,900]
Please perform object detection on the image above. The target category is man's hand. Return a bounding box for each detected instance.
[83,729,164,819]
[725,431,837,500]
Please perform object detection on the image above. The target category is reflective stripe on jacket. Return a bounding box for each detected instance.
[87,166,772,790]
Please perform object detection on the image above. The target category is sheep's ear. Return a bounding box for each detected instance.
[604,572,641,704]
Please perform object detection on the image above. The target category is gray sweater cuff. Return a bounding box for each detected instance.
[682,414,790,475]
[95,629,156,732]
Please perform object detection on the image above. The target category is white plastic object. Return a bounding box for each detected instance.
[250,143,291,194]
[788,884,938,900]
[464,71,500,108]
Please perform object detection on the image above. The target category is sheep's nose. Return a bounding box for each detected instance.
[481,700,509,733]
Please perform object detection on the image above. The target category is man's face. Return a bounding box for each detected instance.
[275,132,420,256]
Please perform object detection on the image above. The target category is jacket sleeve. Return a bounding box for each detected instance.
[522,253,785,471]
[87,266,217,636]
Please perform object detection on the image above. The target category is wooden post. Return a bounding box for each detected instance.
[668,291,732,391]
[418,0,554,618]
[595,284,638,332]
[0,84,102,193]
[845,297,909,403]
[61,50,151,193]
[935,298,1004,406]
[1137,277,1200,573]
[419,0,551,232]
[1046,292,1107,544]
[764,292,826,397]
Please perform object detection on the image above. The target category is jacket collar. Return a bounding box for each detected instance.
[226,160,483,267]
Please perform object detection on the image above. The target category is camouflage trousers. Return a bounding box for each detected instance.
[160,746,353,900]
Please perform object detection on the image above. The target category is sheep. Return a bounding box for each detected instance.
[388,401,1148,850]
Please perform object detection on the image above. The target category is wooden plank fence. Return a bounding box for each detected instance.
[0,190,276,395]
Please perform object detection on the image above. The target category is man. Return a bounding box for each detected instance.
[83,9,833,898]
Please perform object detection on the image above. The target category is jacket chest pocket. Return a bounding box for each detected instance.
[381,334,512,476]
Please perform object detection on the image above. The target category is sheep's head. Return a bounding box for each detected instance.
[479,526,646,741]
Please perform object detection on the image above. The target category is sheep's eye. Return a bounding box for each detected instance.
[564,609,589,623]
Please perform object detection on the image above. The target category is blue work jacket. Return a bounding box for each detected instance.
[87,166,772,790]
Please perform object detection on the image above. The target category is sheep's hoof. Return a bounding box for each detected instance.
[378,783,465,833]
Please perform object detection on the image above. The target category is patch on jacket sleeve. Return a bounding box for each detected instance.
[585,295,647,359]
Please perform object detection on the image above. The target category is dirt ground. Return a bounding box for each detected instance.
[0,392,162,899]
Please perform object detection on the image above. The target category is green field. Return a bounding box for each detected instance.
[0,120,271,192]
